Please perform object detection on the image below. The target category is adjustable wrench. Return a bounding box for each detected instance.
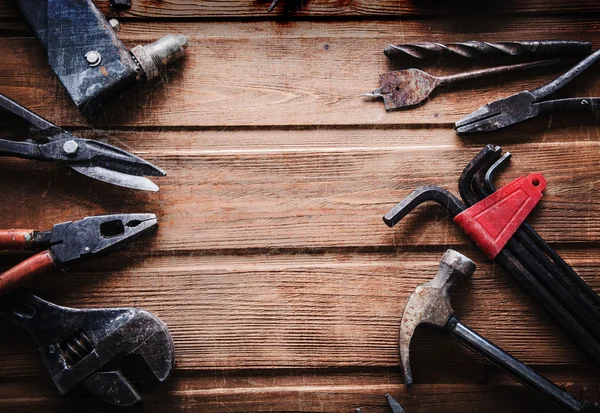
[0,290,175,406]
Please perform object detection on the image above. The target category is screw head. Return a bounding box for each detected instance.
[85,51,102,67]
[63,140,79,156]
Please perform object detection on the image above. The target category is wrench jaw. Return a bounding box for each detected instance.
[82,371,142,407]
[81,311,175,406]
[124,310,175,384]
[53,309,175,406]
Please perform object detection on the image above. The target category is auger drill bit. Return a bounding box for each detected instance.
[384,40,592,60]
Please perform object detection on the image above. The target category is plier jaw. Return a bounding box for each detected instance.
[49,214,158,264]
[456,48,600,134]
[455,91,540,134]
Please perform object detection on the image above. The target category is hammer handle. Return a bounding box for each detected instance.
[447,317,592,413]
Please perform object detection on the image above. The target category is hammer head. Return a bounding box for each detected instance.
[399,249,476,386]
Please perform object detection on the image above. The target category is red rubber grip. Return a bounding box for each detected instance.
[0,250,55,297]
[454,173,546,260]
[0,229,35,249]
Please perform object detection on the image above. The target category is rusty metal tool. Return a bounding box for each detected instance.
[0,289,174,406]
[384,40,592,60]
[399,249,600,413]
[356,394,406,413]
[456,49,600,134]
[15,0,187,111]
[383,145,600,367]
[0,214,157,297]
[0,93,165,191]
[363,59,559,110]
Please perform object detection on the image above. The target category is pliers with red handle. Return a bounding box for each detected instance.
[0,213,157,297]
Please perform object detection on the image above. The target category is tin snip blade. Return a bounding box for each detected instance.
[0,93,165,191]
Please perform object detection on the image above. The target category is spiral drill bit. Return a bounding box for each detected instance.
[384,40,592,60]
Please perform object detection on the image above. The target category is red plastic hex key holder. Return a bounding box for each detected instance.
[454,173,546,259]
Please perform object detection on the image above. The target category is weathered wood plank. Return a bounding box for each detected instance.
[1,134,600,250]
[1,372,598,413]
[2,0,600,19]
[0,370,598,413]
[1,17,599,127]
[1,249,599,378]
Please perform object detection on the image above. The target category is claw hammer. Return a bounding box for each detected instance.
[399,249,600,413]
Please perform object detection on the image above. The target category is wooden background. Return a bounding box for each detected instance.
[1,1,600,412]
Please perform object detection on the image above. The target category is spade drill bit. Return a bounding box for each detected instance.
[384,40,592,60]
[364,59,560,110]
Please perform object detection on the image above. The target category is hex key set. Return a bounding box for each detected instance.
[384,145,600,367]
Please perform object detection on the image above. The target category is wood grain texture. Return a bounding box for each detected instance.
[2,0,600,19]
[1,1,600,412]
[1,17,600,127]
[1,249,599,374]
[1,373,597,413]
[1,250,599,411]
[2,133,600,251]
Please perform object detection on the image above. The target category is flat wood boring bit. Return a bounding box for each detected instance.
[364,58,560,110]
